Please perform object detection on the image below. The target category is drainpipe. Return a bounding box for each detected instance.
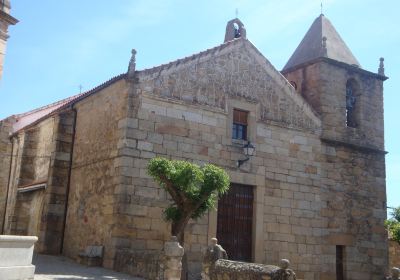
[2,135,14,233]
[60,106,77,254]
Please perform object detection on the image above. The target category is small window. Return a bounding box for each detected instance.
[336,245,345,280]
[232,109,248,140]
[346,79,359,128]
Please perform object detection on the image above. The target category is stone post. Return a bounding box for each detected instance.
[201,237,228,280]
[271,259,296,280]
[163,236,184,280]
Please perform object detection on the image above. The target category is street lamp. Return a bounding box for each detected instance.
[237,141,255,167]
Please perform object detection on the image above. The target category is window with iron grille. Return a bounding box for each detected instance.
[232,109,248,140]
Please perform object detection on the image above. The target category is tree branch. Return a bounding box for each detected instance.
[159,175,185,208]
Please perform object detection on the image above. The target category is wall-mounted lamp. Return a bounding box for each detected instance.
[237,141,255,167]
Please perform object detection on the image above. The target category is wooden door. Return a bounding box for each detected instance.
[216,183,253,262]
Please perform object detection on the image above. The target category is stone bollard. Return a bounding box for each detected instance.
[271,259,296,280]
[201,238,228,280]
[387,267,400,280]
[163,236,184,280]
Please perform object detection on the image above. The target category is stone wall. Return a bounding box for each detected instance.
[10,189,45,236]
[283,58,387,279]
[320,144,387,279]
[111,40,388,280]
[0,116,16,233]
[0,37,388,280]
[389,240,400,269]
[62,78,129,268]
[39,110,75,253]
[283,60,385,150]
[208,258,299,280]
[4,110,75,253]
[5,117,54,238]
[112,39,330,279]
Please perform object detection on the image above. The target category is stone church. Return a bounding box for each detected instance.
[0,6,389,280]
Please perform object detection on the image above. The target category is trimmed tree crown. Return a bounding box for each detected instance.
[147,157,230,223]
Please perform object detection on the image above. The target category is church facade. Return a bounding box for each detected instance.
[0,14,389,280]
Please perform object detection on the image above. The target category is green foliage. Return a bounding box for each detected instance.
[392,207,400,222]
[386,206,400,244]
[148,157,230,222]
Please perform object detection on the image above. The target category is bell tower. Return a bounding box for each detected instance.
[282,14,389,279]
[281,14,387,149]
[0,0,18,81]
[224,18,246,42]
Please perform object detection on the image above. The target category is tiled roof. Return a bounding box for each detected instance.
[8,39,244,134]
[10,73,126,134]
[283,14,360,71]
[10,93,84,133]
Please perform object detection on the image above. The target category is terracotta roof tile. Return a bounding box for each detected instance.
[10,73,126,134]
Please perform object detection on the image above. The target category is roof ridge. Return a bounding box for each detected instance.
[54,73,126,112]
[11,73,126,134]
[14,93,84,119]
[138,38,243,76]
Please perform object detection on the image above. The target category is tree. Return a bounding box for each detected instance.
[147,157,230,244]
[385,206,400,244]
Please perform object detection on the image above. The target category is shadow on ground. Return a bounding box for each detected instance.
[33,254,143,280]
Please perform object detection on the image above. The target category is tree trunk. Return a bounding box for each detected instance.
[171,214,191,245]
[171,214,192,280]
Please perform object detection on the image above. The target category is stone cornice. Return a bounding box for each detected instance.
[281,57,388,81]
[321,137,387,155]
[0,10,18,25]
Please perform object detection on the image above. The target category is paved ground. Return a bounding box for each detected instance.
[33,254,143,280]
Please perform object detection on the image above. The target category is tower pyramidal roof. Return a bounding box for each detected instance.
[283,14,360,71]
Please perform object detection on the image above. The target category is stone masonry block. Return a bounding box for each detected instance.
[137,141,153,151]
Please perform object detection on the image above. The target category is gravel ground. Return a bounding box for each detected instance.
[33,254,144,280]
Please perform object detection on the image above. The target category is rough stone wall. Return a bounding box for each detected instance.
[0,37,387,280]
[283,60,387,279]
[211,259,279,280]
[112,40,329,279]
[6,117,54,237]
[111,40,388,280]
[138,39,320,132]
[11,189,45,236]
[284,61,385,149]
[115,94,325,279]
[389,240,400,269]
[4,111,75,253]
[319,144,387,279]
[0,116,16,233]
[38,110,75,253]
[113,95,227,279]
[62,79,129,268]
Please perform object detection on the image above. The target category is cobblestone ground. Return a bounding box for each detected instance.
[33,254,144,280]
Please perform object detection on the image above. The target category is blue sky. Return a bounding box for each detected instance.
[1,0,399,213]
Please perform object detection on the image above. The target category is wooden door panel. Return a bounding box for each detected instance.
[216,184,253,262]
